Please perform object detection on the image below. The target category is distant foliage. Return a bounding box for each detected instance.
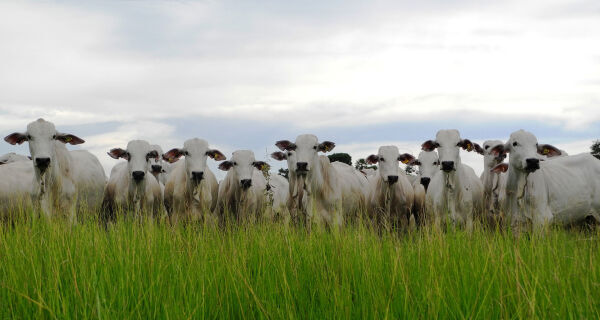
[278,168,289,179]
[355,158,377,171]
[592,140,600,160]
[328,153,352,166]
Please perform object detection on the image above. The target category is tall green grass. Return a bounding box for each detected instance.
[1,217,599,319]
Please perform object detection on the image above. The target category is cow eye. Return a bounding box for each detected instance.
[184,151,189,156]
[380,158,385,162]
[287,152,292,156]
[27,135,32,140]
[52,134,56,139]
[233,162,237,166]
[313,145,317,150]
[512,141,518,147]
[484,145,489,150]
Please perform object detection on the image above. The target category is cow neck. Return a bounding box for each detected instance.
[506,166,529,208]
[38,142,71,198]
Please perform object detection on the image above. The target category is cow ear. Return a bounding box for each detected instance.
[458,139,480,153]
[146,150,159,161]
[163,148,185,163]
[537,144,561,157]
[218,161,233,171]
[490,144,507,157]
[56,133,85,145]
[108,148,129,160]
[275,140,296,151]
[4,132,28,145]
[398,153,415,164]
[366,154,379,164]
[491,163,508,174]
[253,161,269,171]
[207,149,226,161]
[271,152,287,161]
[421,140,439,152]
[318,141,335,153]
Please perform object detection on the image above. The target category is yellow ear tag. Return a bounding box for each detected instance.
[466,143,472,151]
[65,136,72,142]
[401,159,410,164]
[543,148,549,155]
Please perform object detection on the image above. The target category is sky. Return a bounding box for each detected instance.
[0,0,599,179]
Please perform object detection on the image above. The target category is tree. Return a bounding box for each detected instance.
[278,168,289,179]
[328,153,352,166]
[592,140,600,160]
[355,158,377,171]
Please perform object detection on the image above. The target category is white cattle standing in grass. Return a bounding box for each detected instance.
[422,129,484,230]
[0,152,30,164]
[149,144,168,186]
[267,174,290,220]
[490,130,600,229]
[405,150,441,225]
[480,140,508,215]
[4,119,106,222]
[102,140,163,221]
[272,134,368,230]
[217,150,269,222]
[163,138,225,224]
[365,146,415,228]
[0,160,34,216]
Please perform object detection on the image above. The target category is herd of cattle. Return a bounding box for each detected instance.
[1,118,599,231]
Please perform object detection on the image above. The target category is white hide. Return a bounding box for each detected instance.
[480,140,508,215]
[0,160,34,215]
[0,152,29,164]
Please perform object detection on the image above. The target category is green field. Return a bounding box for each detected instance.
[1,216,599,319]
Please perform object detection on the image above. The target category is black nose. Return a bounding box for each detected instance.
[526,158,540,172]
[151,165,162,173]
[241,179,252,189]
[191,171,204,182]
[132,171,145,181]
[420,177,431,190]
[35,157,51,171]
[387,175,398,184]
[297,162,308,172]
[441,161,455,172]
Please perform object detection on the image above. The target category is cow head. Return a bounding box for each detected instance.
[412,150,440,190]
[5,118,84,176]
[108,140,158,184]
[219,150,269,190]
[163,138,225,185]
[274,134,334,176]
[148,144,165,179]
[366,146,414,185]
[482,140,506,169]
[491,130,561,173]
[422,129,481,173]
[272,142,298,177]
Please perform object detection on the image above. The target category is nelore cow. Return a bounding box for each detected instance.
[365,146,415,229]
[149,144,168,186]
[491,130,600,230]
[0,152,29,164]
[267,174,290,221]
[217,150,269,222]
[422,129,484,230]
[103,140,163,221]
[163,138,225,225]
[272,134,368,230]
[407,150,441,224]
[4,119,106,222]
[0,160,34,218]
[480,140,508,217]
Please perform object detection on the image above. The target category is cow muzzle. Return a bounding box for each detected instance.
[35,157,51,173]
[191,171,204,183]
[151,165,162,174]
[296,162,308,174]
[525,158,540,172]
[132,171,145,182]
[420,177,431,190]
[387,175,398,185]
[441,161,455,172]
[240,179,252,189]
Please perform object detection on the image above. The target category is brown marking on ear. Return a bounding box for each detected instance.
[56,133,85,145]
[473,143,484,155]
[421,140,439,152]
[459,139,479,153]
[207,149,226,161]
[491,163,508,174]
[4,133,28,145]
[537,144,561,157]
[398,153,416,164]
[318,141,335,153]
[275,140,296,151]
[163,148,184,163]
[366,154,379,164]
[271,152,287,161]
[108,148,128,160]
[253,161,269,171]
[218,161,233,171]
[490,144,507,157]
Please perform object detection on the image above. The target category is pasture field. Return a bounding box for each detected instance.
[1,214,600,319]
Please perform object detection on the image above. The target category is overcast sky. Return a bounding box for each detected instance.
[1,0,599,178]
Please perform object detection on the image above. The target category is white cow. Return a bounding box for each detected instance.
[422,129,484,230]
[480,140,508,216]
[491,130,600,230]
[149,144,168,186]
[0,152,30,164]
[163,138,225,225]
[365,146,415,229]
[4,119,106,222]
[0,160,34,218]
[102,140,163,221]
[267,174,290,220]
[406,150,441,225]
[273,134,369,230]
[217,150,269,222]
